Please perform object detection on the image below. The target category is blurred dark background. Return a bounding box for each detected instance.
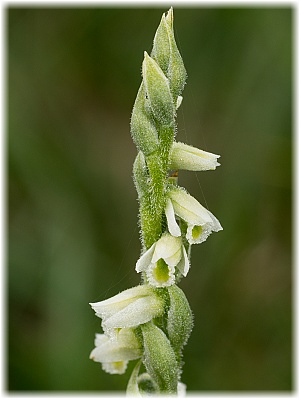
[8,6,292,392]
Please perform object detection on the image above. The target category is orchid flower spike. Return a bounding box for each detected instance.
[170,141,220,171]
[136,233,189,286]
[90,328,142,375]
[166,187,223,245]
[90,8,222,394]
[90,285,164,335]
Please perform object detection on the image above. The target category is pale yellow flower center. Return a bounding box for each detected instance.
[153,259,170,283]
[192,225,202,240]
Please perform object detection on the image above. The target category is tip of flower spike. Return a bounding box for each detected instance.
[166,7,174,26]
[142,51,151,71]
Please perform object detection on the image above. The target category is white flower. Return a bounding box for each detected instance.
[90,328,142,375]
[136,233,189,287]
[90,285,164,335]
[169,141,220,171]
[166,188,222,245]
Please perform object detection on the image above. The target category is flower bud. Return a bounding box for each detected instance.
[141,322,178,394]
[151,12,171,75]
[137,373,159,395]
[142,52,175,126]
[151,7,187,100]
[131,83,159,156]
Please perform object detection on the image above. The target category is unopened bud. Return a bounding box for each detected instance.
[142,52,175,126]
[131,83,159,156]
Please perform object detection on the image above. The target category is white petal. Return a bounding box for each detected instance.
[207,210,223,232]
[165,247,182,267]
[135,244,155,272]
[186,210,222,245]
[102,361,128,375]
[169,189,213,225]
[90,285,152,318]
[165,198,181,237]
[94,333,109,347]
[103,295,163,331]
[152,234,181,263]
[90,341,141,363]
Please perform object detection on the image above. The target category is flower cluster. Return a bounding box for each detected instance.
[89,285,164,374]
[89,8,221,395]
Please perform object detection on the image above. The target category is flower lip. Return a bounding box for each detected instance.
[147,259,176,288]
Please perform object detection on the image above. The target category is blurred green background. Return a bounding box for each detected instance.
[8,6,292,392]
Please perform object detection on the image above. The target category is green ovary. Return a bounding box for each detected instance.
[192,225,203,240]
[153,259,170,283]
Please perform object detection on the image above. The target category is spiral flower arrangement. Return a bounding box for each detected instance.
[89,8,222,395]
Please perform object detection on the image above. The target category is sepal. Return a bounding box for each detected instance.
[90,285,164,334]
[170,141,220,171]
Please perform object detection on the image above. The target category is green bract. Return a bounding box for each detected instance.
[89,8,222,395]
[133,151,148,199]
[167,285,193,354]
[141,322,178,394]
